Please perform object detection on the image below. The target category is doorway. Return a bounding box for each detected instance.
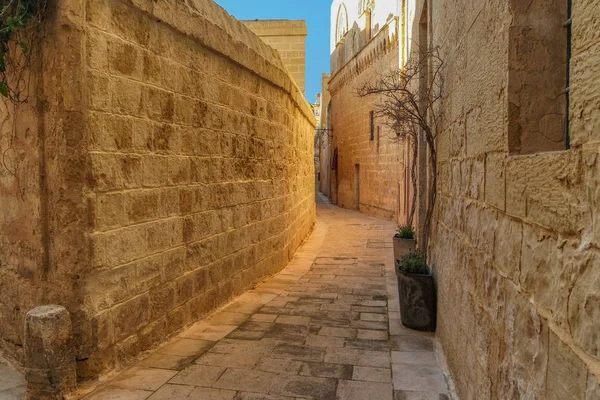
[354,164,360,210]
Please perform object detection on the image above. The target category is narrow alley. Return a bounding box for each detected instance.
[79,199,454,400]
[1,1,598,399]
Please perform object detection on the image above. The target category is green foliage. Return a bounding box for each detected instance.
[0,0,46,102]
[397,252,429,275]
[395,225,415,239]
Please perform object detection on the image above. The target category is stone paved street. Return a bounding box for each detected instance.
[80,199,455,400]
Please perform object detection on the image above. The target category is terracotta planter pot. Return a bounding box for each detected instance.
[393,237,416,262]
[396,268,436,332]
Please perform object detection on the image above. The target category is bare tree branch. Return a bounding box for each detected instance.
[357,45,444,255]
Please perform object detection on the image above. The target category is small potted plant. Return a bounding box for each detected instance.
[396,252,436,332]
[393,225,416,263]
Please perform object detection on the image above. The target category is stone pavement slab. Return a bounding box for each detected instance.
[250,313,278,322]
[324,347,391,368]
[139,353,195,371]
[169,364,225,386]
[148,385,236,400]
[212,368,277,393]
[270,374,337,398]
[0,359,25,400]
[156,338,215,357]
[353,366,392,383]
[336,380,394,400]
[294,361,353,379]
[78,204,456,400]
[271,343,326,362]
[357,329,389,340]
[394,391,450,400]
[110,367,177,391]
[391,335,434,352]
[83,386,152,400]
[256,357,292,373]
[305,334,345,349]
[392,364,449,394]
[180,324,236,341]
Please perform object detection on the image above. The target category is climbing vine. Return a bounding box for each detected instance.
[0,0,47,187]
[0,0,47,103]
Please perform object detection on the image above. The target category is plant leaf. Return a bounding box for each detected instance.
[0,82,9,97]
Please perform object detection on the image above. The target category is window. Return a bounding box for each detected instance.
[370,111,375,141]
[507,0,570,154]
[332,148,338,170]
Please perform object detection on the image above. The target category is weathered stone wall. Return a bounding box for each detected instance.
[320,73,331,130]
[414,0,600,397]
[0,0,316,380]
[319,73,331,196]
[0,62,45,367]
[0,1,91,367]
[329,25,409,223]
[243,20,307,94]
[82,0,316,377]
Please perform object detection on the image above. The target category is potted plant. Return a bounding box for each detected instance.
[396,252,436,332]
[393,225,416,263]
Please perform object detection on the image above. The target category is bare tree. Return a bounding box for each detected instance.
[357,46,444,253]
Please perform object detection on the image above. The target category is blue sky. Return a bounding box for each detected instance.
[214,0,331,103]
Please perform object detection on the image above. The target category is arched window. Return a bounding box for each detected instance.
[336,4,349,44]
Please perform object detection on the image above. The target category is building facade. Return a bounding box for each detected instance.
[407,0,600,398]
[328,0,411,222]
[243,20,308,94]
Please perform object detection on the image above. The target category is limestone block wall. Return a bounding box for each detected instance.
[0,0,316,379]
[0,59,45,366]
[243,20,307,94]
[319,74,332,196]
[414,0,600,397]
[320,73,331,130]
[329,30,409,223]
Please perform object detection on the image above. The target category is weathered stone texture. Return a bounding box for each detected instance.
[423,0,600,398]
[23,306,77,399]
[0,0,315,382]
[243,20,308,94]
[507,0,568,154]
[0,0,89,367]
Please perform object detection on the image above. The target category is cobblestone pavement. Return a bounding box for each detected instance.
[78,199,455,399]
